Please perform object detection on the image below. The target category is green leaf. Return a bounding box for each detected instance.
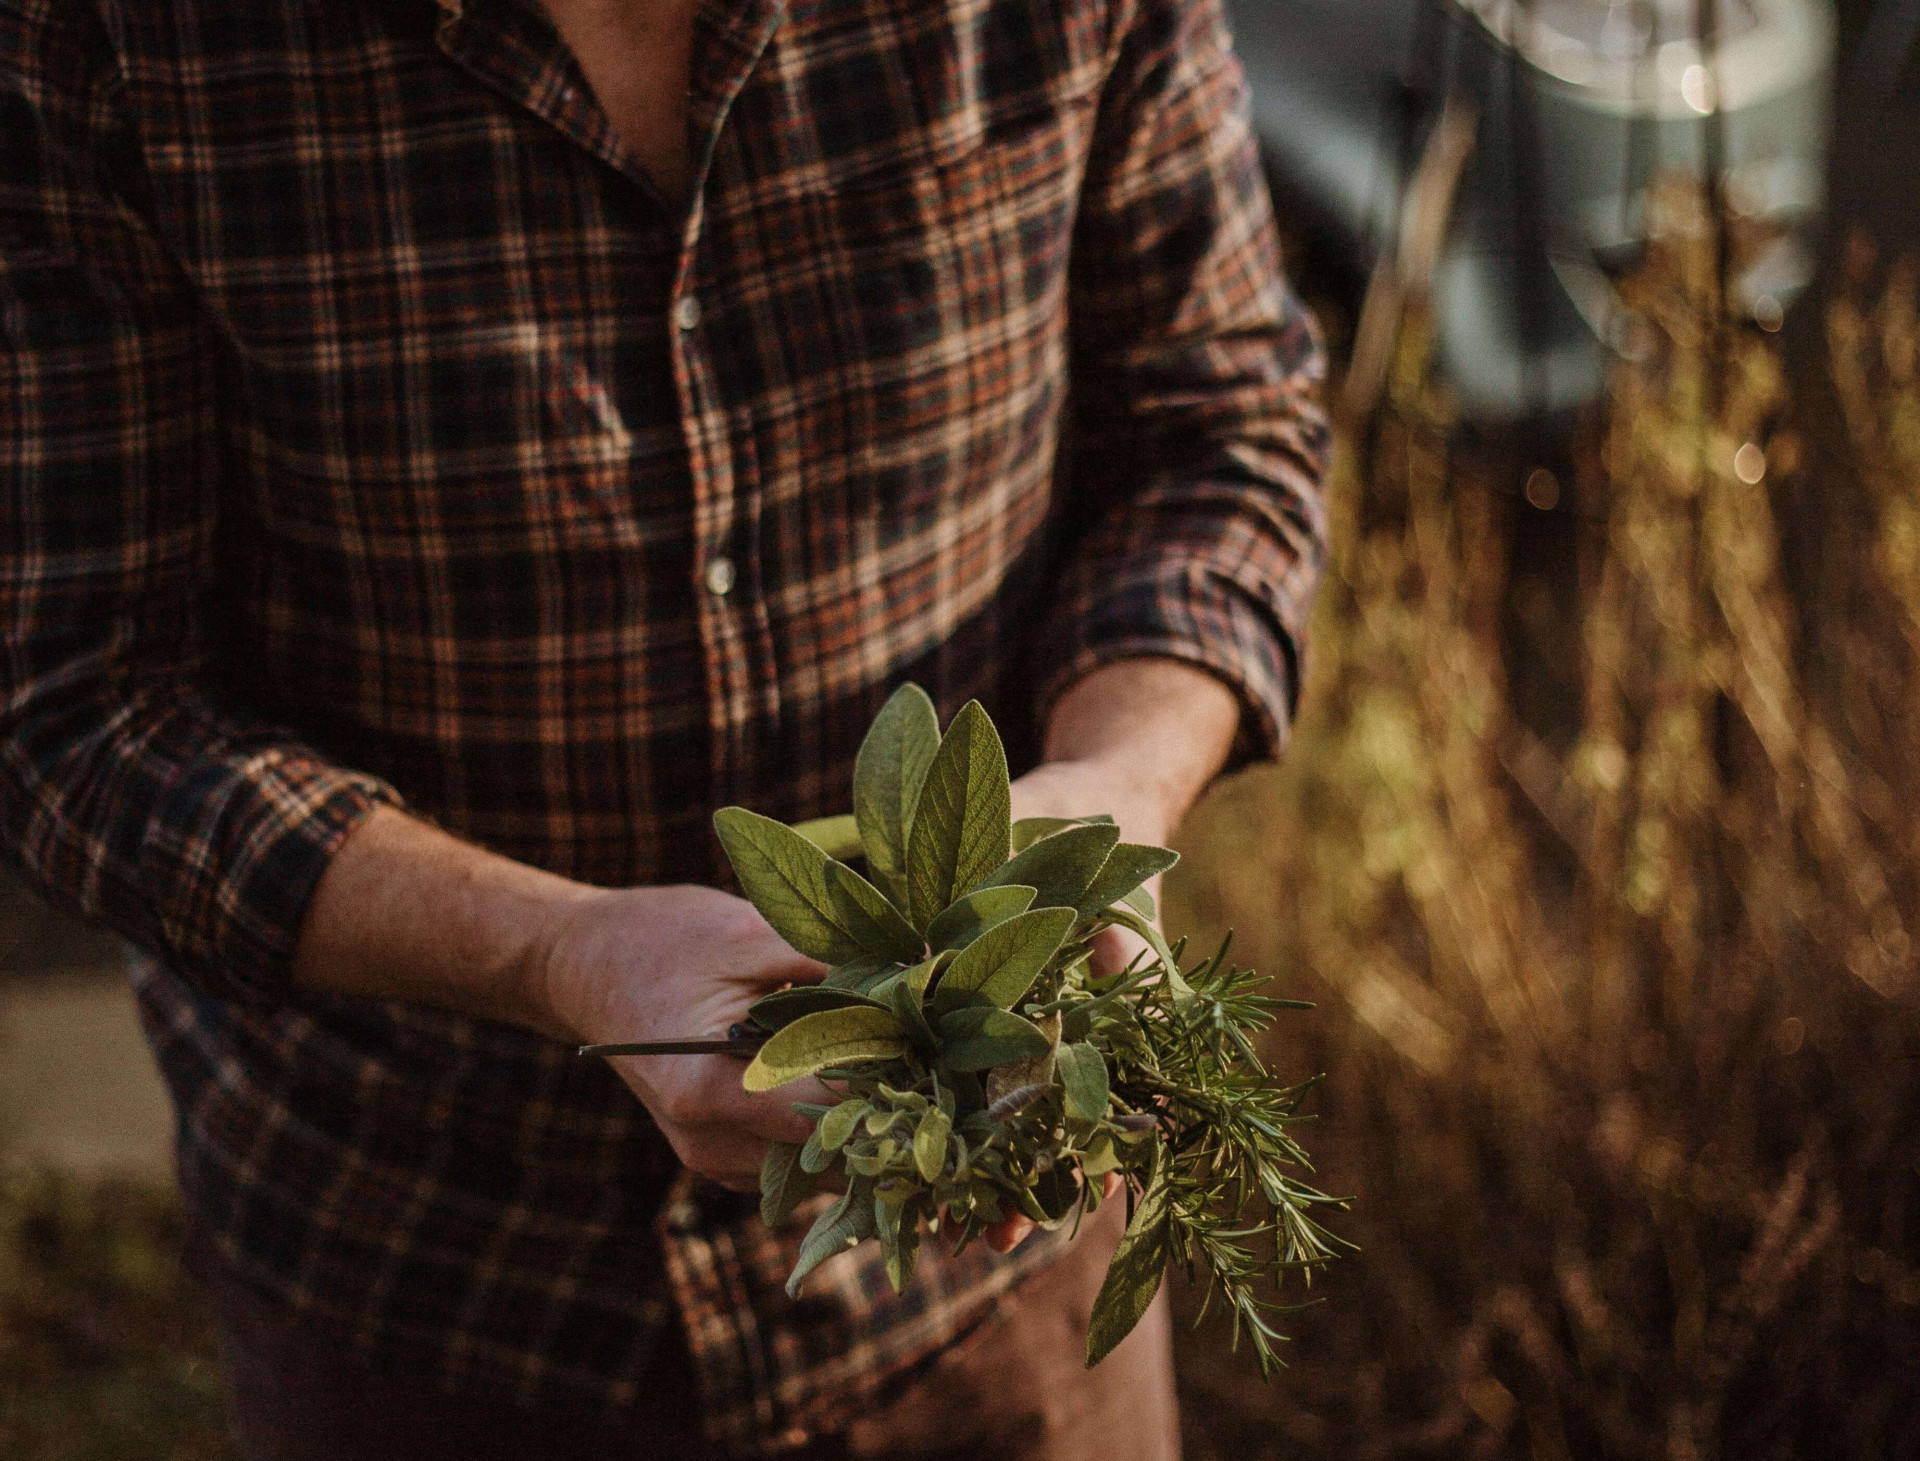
[913,1106,952,1183]
[934,906,1078,1014]
[982,822,1121,913]
[760,1141,817,1229]
[787,1182,877,1298]
[926,884,1037,952]
[792,813,864,862]
[1079,1131,1121,1177]
[798,1126,831,1173]
[1033,1163,1078,1221]
[1103,904,1194,1004]
[824,859,928,964]
[875,1188,921,1292]
[853,684,941,904]
[905,701,1011,930]
[1011,816,1078,853]
[1077,844,1180,920]
[1086,1148,1172,1367]
[819,1098,872,1153]
[1055,1040,1110,1124]
[935,1006,1053,1071]
[748,986,887,1031]
[715,808,921,964]
[1120,884,1156,919]
[823,955,903,991]
[1012,815,1116,853]
[889,962,940,1052]
[742,1006,912,1092]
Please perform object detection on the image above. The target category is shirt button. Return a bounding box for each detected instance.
[704,555,736,597]
[674,294,702,332]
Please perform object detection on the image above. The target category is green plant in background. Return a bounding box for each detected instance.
[717,686,1345,1373]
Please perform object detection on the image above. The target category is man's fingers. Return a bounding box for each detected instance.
[977,1171,1126,1252]
[1087,921,1151,979]
[983,1214,1035,1253]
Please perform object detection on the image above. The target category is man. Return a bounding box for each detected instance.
[0,0,1328,1454]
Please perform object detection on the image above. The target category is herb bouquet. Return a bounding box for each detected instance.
[654,687,1344,1371]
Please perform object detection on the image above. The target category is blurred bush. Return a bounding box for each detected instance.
[1169,181,1920,1460]
[0,1165,232,1461]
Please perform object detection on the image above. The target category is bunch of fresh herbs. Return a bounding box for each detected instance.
[656,686,1345,1371]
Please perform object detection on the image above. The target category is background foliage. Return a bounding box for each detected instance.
[1169,184,1920,1459]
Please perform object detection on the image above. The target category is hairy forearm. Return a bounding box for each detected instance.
[1028,658,1242,843]
[291,660,1236,1039]
[290,806,596,1039]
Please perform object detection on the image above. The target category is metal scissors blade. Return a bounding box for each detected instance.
[578,1024,768,1060]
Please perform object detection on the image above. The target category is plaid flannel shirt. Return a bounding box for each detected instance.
[0,0,1328,1450]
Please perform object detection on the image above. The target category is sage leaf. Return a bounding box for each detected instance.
[742,1006,912,1092]
[853,683,941,905]
[787,1182,876,1298]
[819,1098,871,1153]
[799,1126,831,1173]
[1077,843,1180,920]
[926,884,1037,952]
[878,1081,927,1111]
[985,1009,1060,1106]
[1079,1131,1120,1177]
[760,1141,816,1229]
[792,813,864,862]
[1033,1163,1078,1221]
[982,822,1121,913]
[715,807,919,964]
[823,955,903,991]
[936,1006,1053,1071]
[1086,1147,1173,1367]
[875,1189,921,1291]
[1055,1040,1110,1124]
[890,965,939,1052]
[824,859,926,964]
[748,986,886,1031]
[1104,904,1195,1005]
[1010,816,1078,853]
[913,1105,951,1183]
[906,701,1011,930]
[934,906,1077,1014]
[1012,815,1114,852]
[985,1082,1050,1121]
[1121,884,1156,919]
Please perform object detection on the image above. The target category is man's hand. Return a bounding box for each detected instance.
[290,807,828,1194]
[290,658,1240,1225]
[537,883,829,1192]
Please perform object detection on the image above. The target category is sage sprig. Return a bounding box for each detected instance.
[717,685,1348,1374]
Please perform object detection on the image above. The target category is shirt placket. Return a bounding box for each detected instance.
[674,0,789,800]
[429,0,787,808]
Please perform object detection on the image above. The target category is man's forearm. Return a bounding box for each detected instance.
[290,806,596,1039]
[1024,658,1242,844]
[292,660,1237,1039]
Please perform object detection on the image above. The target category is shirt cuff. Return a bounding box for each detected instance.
[142,749,405,1007]
[1031,558,1304,774]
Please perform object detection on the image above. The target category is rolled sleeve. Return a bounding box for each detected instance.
[1037,0,1331,765]
[0,7,400,1005]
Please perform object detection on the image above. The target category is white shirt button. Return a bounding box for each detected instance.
[674,294,702,332]
[704,555,736,596]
